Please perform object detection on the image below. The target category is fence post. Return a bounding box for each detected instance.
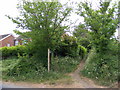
[48,48,50,72]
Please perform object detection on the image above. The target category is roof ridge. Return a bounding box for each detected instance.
[0,34,14,41]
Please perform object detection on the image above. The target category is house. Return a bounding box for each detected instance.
[15,36,31,46]
[0,34,31,48]
[14,36,23,46]
[0,34,15,48]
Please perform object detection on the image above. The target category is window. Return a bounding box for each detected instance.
[15,40,19,46]
[7,43,10,47]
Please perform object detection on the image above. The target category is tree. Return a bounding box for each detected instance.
[7,1,72,61]
[73,24,91,51]
[77,0,118,53]
[73,24,90,39]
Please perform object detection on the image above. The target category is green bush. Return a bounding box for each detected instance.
[0,47,10,59]
[78,45,87,59]
[55,44,87,59]
[78,38,91,52]
[6,58,47,77]
[1,45,27,59]
[55,44,78,57]
[51,56,80,73]
[2,57,68,82]
[81,40,119,85]
[54,34,88,58]
[55,34,78,57]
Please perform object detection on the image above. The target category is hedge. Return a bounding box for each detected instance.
[0,45,27,59]
[55,44,87,58]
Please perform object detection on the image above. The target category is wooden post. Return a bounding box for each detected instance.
[48,48,50,72]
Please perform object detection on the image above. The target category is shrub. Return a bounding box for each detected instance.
[2,58,68,82]
[78,38,91,52]
[55,44,78,57]
[1,45,27,59]
[78,45,87,59]
[81,40,119,85]
[55,43,87,59]
[54,34,78,57]
[0,47,10,59]
[51,56,80,73]
[6,58,47,77]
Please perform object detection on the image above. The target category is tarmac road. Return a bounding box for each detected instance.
[0,82,29,89]
[2,83,27,88]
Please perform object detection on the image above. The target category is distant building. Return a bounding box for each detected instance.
[14,36,30,46]
[0,34,15,48]
[0,34,30,48]
[14,36,23,46]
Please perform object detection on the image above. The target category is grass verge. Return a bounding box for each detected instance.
[1,56,81,84]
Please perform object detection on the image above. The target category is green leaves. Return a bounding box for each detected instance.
[7,1,72,60]
[78,1,119,85]
[77,0,118,53]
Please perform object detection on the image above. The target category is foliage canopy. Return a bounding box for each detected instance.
[77,0,118,53]
[7,1,72,59]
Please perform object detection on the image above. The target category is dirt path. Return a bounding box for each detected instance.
[69,60,106,88]
[2,61,107,88]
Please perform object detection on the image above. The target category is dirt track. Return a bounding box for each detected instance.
[69,61,106,88]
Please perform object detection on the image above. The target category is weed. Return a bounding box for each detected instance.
[1,56,81,83]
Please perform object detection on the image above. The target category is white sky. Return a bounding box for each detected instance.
[0,0,119,37]
[0,0,19,36]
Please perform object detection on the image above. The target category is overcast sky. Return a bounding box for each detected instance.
[0,0,118,37]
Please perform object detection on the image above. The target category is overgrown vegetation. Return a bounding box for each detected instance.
[55,34,87,58]
[51,56,81,73]
[1,56,80,83]
[81,40,119,85]
[7,1,72,61]
[77,0,119,86]
[73,24,91,52]
[1,0,119,87]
